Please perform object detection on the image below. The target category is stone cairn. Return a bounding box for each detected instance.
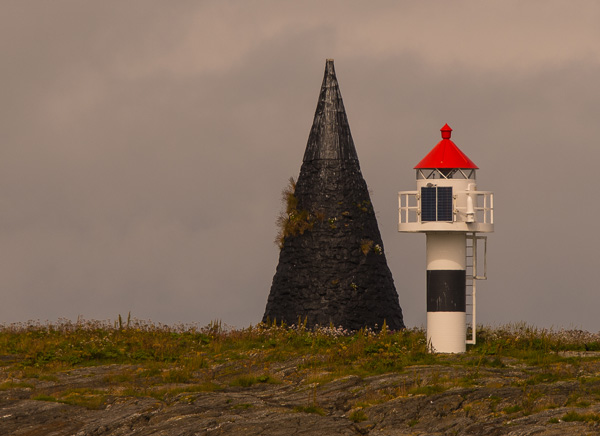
[262,60,404,331]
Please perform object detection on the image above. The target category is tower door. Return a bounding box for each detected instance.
[421,186,453,222]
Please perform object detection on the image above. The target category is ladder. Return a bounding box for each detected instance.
[466,233,487,345]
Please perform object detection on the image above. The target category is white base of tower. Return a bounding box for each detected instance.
[427,312,466,353]
[426,232,466,270]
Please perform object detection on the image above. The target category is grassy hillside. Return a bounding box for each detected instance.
[2,317,600,433]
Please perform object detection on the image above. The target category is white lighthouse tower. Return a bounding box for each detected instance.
[398,124,494,353]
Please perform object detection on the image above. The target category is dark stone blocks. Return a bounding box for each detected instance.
[262,60,404,331]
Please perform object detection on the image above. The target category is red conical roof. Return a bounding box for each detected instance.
[414,124,478,169]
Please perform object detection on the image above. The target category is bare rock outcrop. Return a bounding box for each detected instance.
[3,358,600,435]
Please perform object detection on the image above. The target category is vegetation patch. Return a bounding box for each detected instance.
[503,404,523,414]
[349,408,368,422]
[524,372,563,385]
[162,368,192,384]
[407,418,419,427]
[58,389,107,410]
[5,318,600,426]
[275,178,324,248]
[230,375,259,387]
[360,239,374,255]
[409,384,446,396]
[355,200,372,213]
[3,320,600,379]
[0,381,34,390]
[32,394,58,402]
[561,411,600,422]
[32,389,107,410]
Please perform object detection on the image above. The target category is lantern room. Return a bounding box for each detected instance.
[398,124,494,233]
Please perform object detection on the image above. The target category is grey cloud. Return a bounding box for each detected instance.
[1,2,599,331]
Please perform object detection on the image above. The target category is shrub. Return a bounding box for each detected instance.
[349,409,368,422]
[230,375,257,387]
[503,405,523,414]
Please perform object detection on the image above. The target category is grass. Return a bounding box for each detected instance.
[503,404,523,414]
[560,411,600,422]
[230,375,259,387]
[33,389,107,410]
[0,381,35,390]
[409,384,446,396]
[4,318,600,414]
[2,319,600,379]
[3,320,600,373]
[58,389,107,409]
[349,409,368,422]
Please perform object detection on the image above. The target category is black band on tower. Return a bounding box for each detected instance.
[426,270,466,312]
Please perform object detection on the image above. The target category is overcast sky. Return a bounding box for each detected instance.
[2,1,600,331]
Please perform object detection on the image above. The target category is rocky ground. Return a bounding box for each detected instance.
[3,352,600,435]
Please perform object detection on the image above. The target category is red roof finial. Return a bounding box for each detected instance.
[441,123,452,139]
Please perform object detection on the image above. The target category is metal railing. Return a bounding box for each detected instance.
[398,191,420,223]
[398,191,493,224]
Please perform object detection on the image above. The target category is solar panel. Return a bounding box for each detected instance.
[437,187,453,221]
[420,186,453,222]
[421,187,437,221]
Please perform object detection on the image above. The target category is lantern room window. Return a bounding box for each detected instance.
[417,169,476,180]
[421,186,453,222]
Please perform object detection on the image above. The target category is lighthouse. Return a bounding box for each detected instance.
[398,124,494,353]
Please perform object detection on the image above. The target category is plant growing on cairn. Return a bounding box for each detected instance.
[275,177,323,248]
[360,239,374,255]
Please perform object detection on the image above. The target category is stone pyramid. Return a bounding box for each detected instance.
[262,60,404,330]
